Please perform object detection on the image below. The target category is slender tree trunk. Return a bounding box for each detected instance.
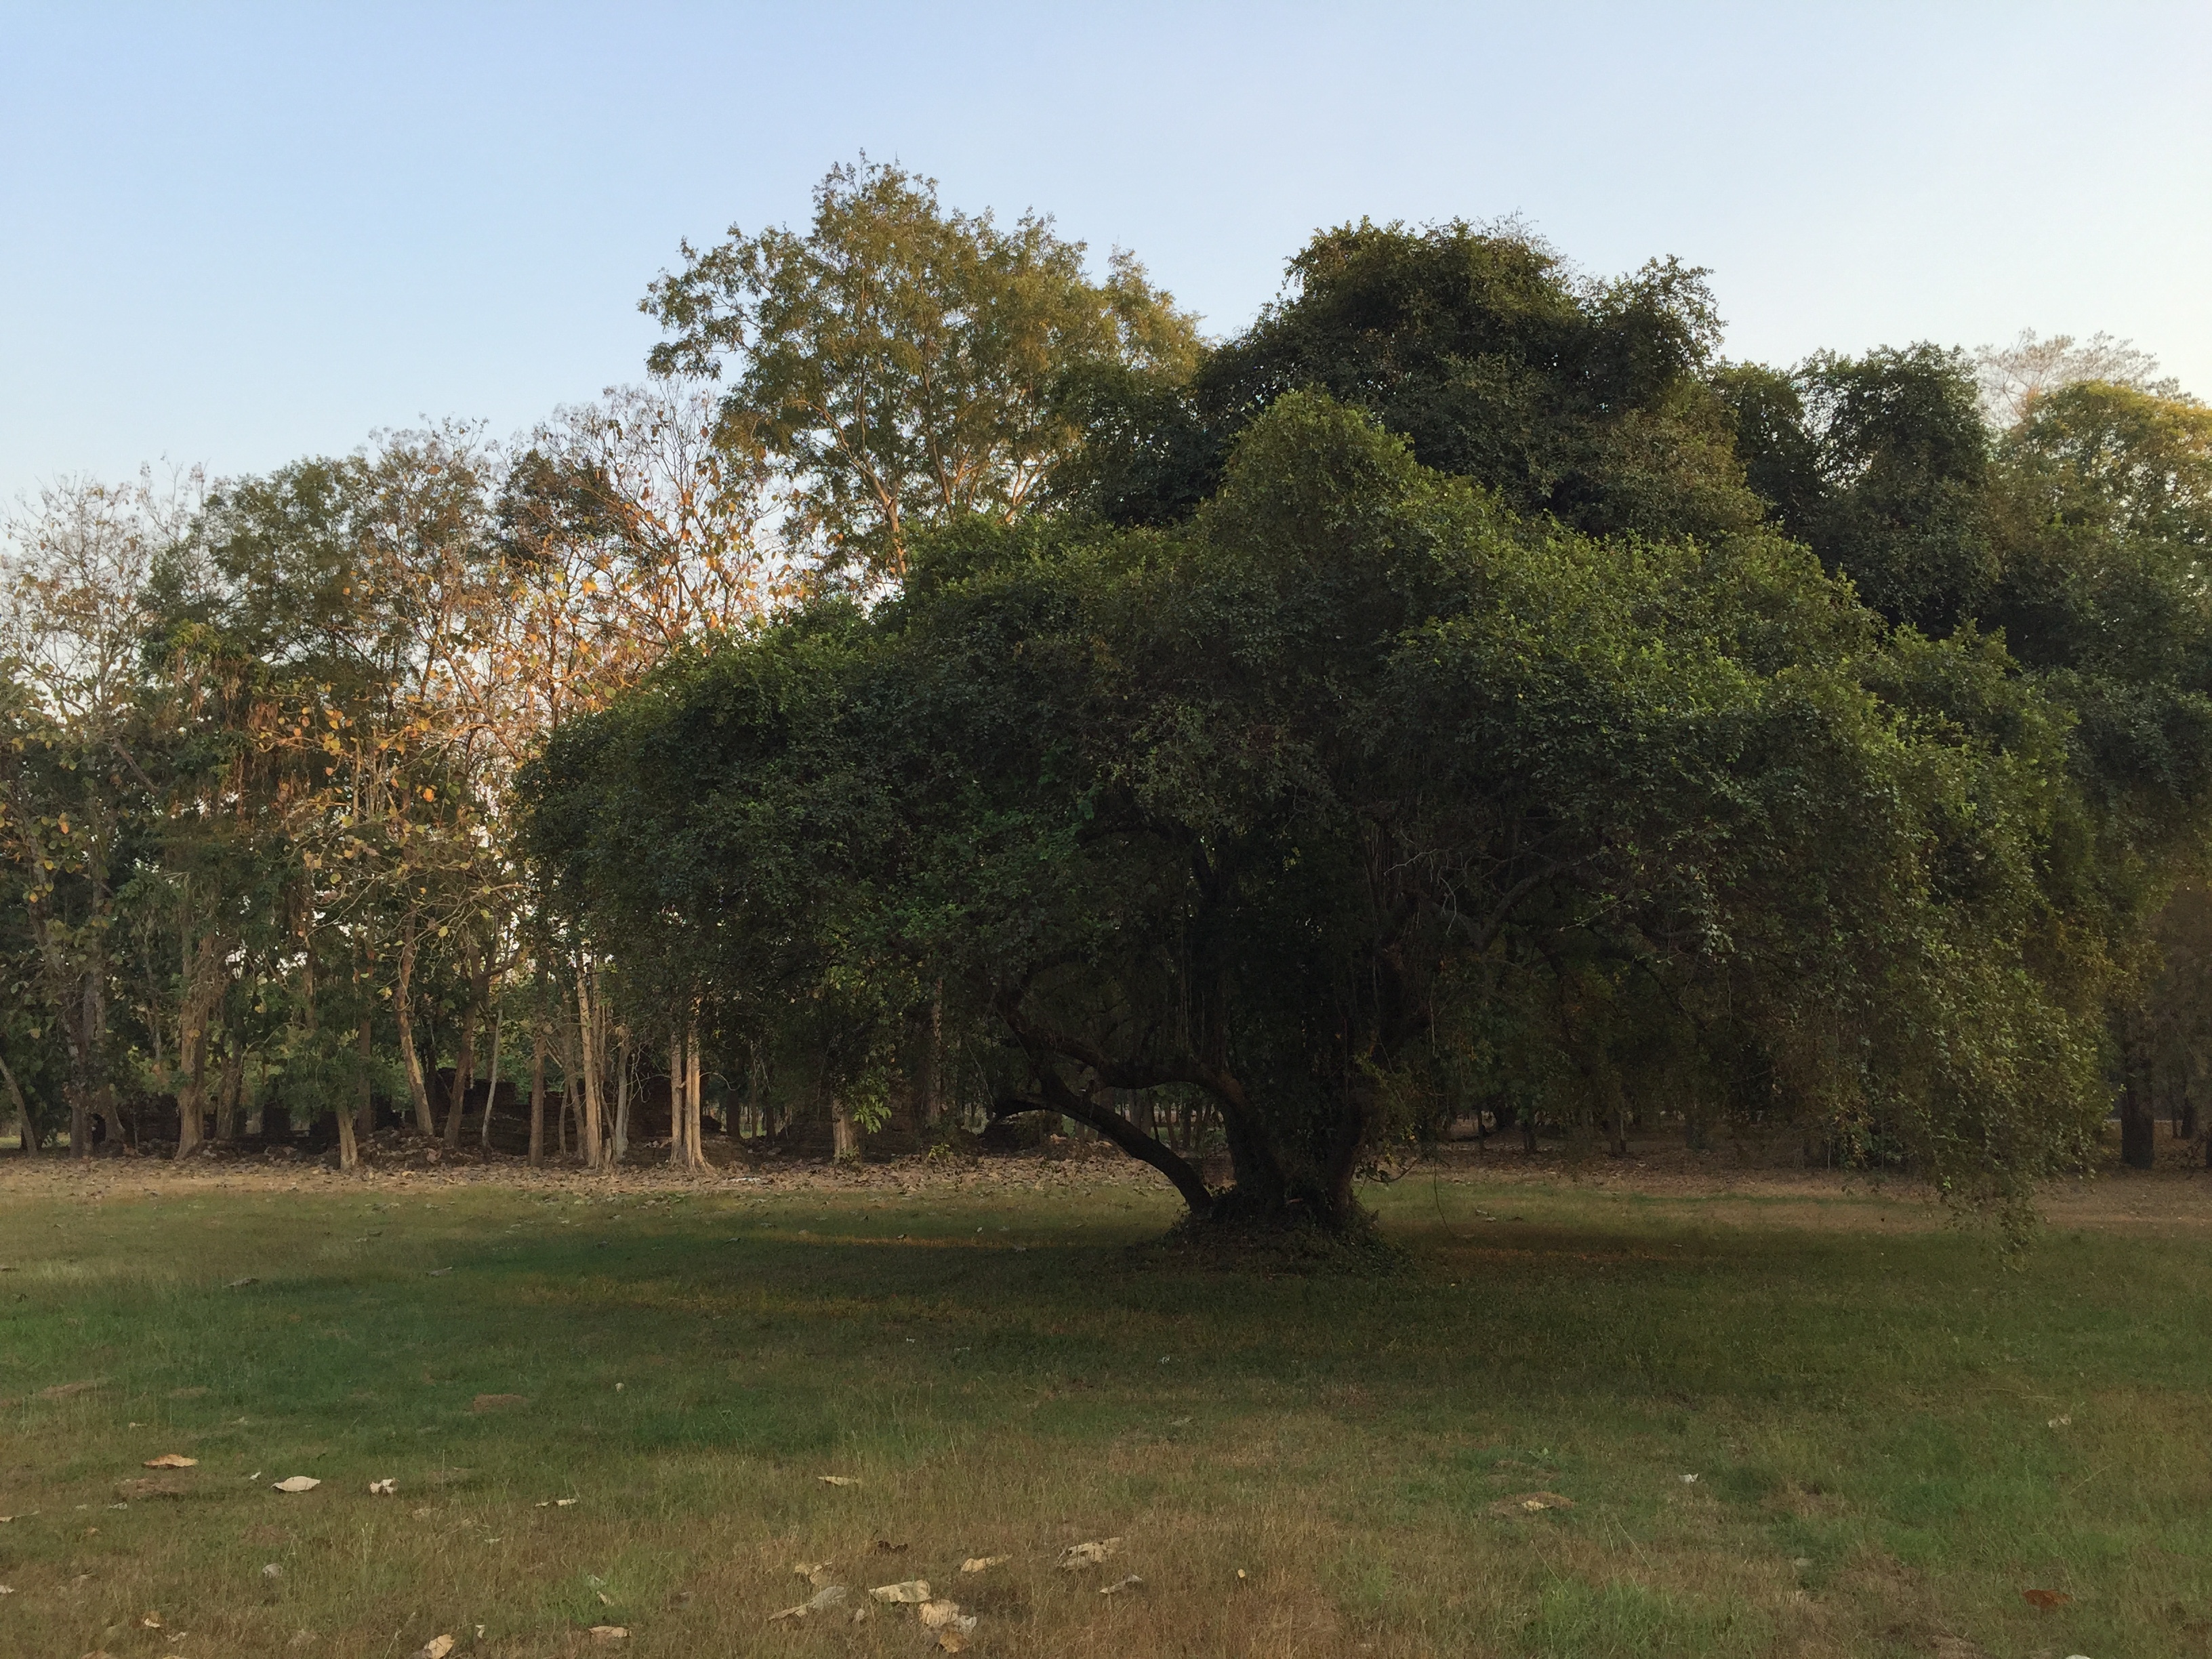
[668,1023,689,1166]
[832,1097,858,1160]
[69,967,106,1158]
[441,1003,477,1147]
[334,1077,360,1171]
[479,1003,504,1150]
[685,1021,705,1170]
[575,964,603,1169]
[924,979,943,1127]
[528,1012,547,1169]
[613,1029,631,1162]
[396,916,436,1136]
[356,1004,377,1144]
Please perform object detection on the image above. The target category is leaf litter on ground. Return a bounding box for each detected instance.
[769,1584,850,1622]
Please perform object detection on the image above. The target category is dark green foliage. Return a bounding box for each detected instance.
[1076,220,1765,546]
[1721,345,1996,632]
[525,395,2108,1231]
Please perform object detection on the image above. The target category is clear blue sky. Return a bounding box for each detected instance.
[5,3,2208,502]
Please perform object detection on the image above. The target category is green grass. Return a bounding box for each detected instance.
[0,1161,2207,1658]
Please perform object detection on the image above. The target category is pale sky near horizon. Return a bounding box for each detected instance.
[4,3,2209,505]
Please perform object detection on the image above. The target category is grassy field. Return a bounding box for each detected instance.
[0,1146,2207,1659]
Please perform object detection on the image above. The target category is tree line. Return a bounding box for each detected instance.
[7,161,2211,1231]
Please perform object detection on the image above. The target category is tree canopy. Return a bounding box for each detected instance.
[8,164,2212,1233]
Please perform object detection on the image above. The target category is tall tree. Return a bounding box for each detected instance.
[644,158,1199,588]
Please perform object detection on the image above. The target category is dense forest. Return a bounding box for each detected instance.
[6,161,2211,1232]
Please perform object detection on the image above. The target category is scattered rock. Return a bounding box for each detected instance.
[272,1476,320,1494]
[959,1555,1008,1574]
[411,1638,453,1659]
[142,1454,197,1469]
[869,1580,930,1603]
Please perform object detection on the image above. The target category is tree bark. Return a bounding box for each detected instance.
[396,916,436,1136]
[334,1082,360,1170]
[173,931,227,1157]
[356,1004,377,1145]
[612,1027,631,1162]
[685,1022,705,1168]
[924,979,943,1127]
[213,1040,243,1141]
[574,964,604,1168]
[2121,1048,2158,1170]
[0,1050,34,1155]
[442,955,488,1147]
[479,1003,504,1150]
[668,1023,689,1166]
[528,1014,546,1168]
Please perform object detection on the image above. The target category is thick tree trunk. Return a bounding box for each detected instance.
[213,1041,243,1141]
[2121,1055,2157,1170]
[396,919,436,1136]
[334,1088,360,1170]
[174,931,227,1157]
[0,1051,34,1155]
[176,1017,209,1156]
